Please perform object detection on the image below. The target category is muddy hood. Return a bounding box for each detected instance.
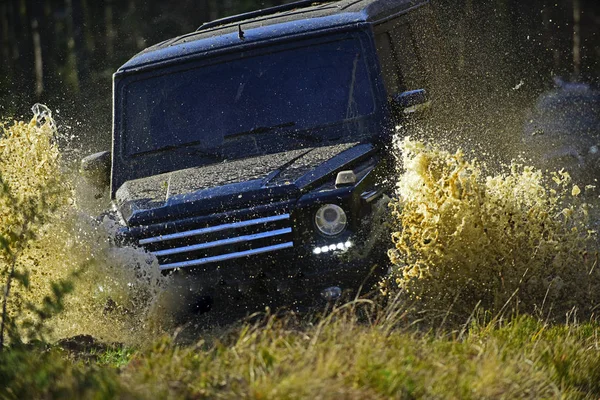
[115,142,374,226]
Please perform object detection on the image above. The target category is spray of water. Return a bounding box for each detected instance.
[3,103,600,345]
[387,137,599,321]
[0,106,170,345]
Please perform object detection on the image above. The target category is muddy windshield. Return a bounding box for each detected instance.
[123,37,375,157]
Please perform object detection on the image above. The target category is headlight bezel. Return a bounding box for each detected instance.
[314,203,348,237]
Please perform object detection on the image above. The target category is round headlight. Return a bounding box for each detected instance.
[314,204,347,236]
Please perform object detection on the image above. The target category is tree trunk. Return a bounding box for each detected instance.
[105,0,114,59]
[572,0,581,79]
[31,17,43,96]
[71,0,89,88]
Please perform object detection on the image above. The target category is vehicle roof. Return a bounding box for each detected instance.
[118,0,427,72]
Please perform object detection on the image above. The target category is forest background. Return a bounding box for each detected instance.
[1,0,598,157]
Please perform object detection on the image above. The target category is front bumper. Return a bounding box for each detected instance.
[165,239,388,313]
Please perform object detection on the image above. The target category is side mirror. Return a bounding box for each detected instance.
[80,151,111,190]
[391,89,430,116]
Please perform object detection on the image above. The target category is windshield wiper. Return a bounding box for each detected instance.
[224,121,296,141]
[134,140,222,160]
[275,128,322,143]
[225,121,323,144]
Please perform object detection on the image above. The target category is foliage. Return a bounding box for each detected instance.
[386,138,600,321]
[2,301,599,399]
[0,345,121,400]
[117,305,600,399]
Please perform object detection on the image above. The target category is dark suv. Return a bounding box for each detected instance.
[82,0,434,307]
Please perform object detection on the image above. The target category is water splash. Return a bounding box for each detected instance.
[3,106,600,344]
[31,103,55,130]
[387,137,599,321]
[0,108,170,345]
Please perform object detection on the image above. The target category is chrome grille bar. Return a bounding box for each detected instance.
[159,242,294,270]
[139,213,290,245]
[151,228,292,257]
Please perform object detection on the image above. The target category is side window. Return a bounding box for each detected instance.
[389,21,426,91]
[375,13,432,97]
[375,32,403,96]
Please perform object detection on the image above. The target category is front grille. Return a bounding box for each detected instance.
[138,213,294,270]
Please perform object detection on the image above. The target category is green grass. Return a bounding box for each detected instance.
[94,346,136,368]
[2,301,599,399]
[0,345,121,399]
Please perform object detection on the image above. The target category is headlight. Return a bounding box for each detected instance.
[314,204,347,236]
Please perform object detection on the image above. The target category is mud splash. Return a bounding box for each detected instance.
[3,106,600,344]
[0,108,170,345]
[387,137,600,321]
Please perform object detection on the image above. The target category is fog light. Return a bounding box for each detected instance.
[312,240,353,256]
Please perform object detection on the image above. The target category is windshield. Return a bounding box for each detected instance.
[123,37,375,157]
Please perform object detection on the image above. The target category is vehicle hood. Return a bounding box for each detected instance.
[115,142,375,226]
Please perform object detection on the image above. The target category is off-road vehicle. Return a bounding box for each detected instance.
[82,0,435,309]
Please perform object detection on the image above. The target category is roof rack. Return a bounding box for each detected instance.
[197,0,339,31]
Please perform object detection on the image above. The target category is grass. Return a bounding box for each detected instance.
[1,300,599,399]
[94,346,136,368]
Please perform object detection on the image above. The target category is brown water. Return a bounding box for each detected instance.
[387,136,600,321]
[0,110,170,345]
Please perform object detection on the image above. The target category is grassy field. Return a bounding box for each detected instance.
[2,300,600,399]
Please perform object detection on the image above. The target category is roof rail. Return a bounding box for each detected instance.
[197,0,339,31]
